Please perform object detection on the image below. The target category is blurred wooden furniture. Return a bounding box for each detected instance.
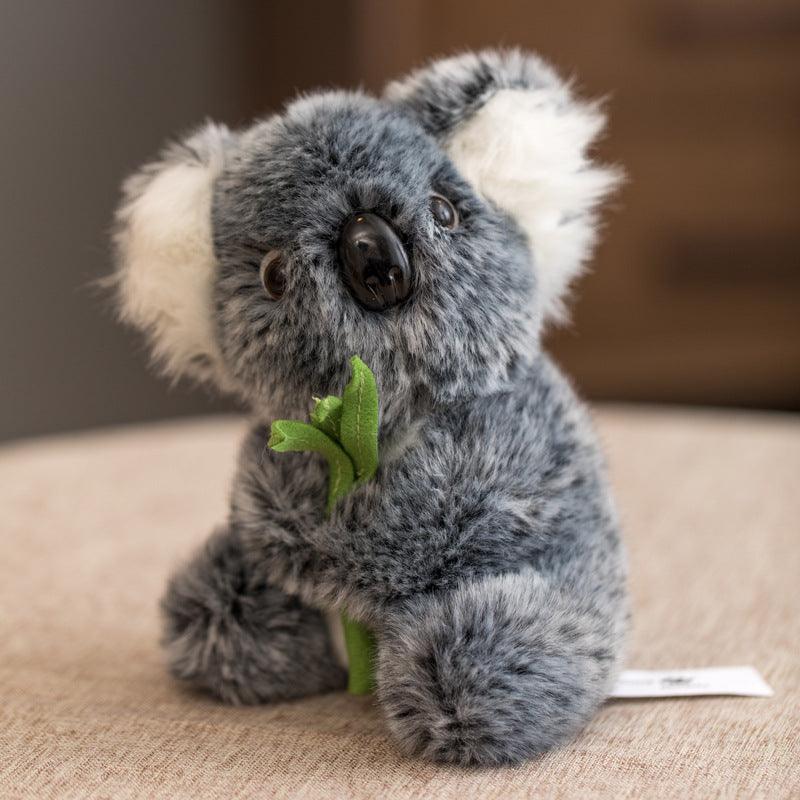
[256,0,800,410]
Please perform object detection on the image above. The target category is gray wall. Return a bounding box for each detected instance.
[0,1,361,442]
[0,1,256,441]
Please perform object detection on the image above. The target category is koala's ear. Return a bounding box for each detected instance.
[113,122,234,384]
[385,49,621,322]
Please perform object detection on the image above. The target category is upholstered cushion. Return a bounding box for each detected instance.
[1,408,797,798]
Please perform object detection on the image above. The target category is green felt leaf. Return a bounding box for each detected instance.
[310,395,343,442]
[339,356,379,484]
[267,356,381,696]
[268,420,355,514]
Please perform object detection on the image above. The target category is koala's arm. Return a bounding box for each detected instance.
[230,361,625,630]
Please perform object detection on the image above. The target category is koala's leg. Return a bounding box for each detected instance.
[160,526,346,704]
[377,569,624,766]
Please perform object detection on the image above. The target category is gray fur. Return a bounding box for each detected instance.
[161,526,346,703]
[379,568,624,764]
[116,48,627,765]
[385,48,570,138]
[212,89,538,418]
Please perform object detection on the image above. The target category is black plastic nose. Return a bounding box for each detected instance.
[338,212,413,311]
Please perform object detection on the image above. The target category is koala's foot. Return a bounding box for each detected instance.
[377,571,622,765]
[161,526,346,704]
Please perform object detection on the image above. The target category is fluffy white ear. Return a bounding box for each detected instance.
[113,122,233,383]
[447,88,620,322]
[387,50,621,323]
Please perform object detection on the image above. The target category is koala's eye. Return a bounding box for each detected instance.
[259,250,286,300]
[429,194,458,230]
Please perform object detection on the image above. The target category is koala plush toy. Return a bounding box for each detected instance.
[113,49,627,766]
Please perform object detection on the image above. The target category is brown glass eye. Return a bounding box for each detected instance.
[259,250,286,300]
[430,194,458,229]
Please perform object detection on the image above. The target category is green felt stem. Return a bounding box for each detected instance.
[342,613,377,695]
[269,356,380,695]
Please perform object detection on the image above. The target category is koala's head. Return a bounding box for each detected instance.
[114,50,618,420]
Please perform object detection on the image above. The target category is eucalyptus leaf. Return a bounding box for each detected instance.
[339,355,379,484]
[269,420,354,514]
[268,357,380,695]
[310,395,344,441]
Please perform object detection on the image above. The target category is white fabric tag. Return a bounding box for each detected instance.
[610,666,773,698]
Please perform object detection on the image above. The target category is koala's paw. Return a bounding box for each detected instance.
[161,527,346,704]
[378,571,620,765]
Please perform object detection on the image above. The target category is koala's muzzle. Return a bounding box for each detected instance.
[339,212,412,311]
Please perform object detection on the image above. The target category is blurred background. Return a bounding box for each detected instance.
[1,0,798,442]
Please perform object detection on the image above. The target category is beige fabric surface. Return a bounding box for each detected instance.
[1,407,798,799]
